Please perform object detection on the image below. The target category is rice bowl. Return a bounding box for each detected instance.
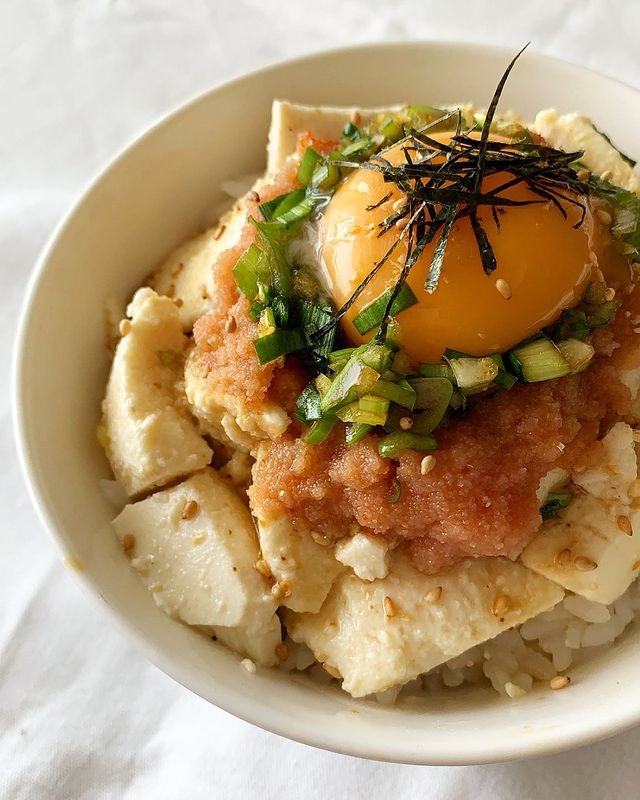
[14,42,640,764]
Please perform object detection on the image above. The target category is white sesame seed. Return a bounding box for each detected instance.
[550,675,571,690]
[323,662,341,679]
[424,586,442,604]
[555,548,573,567]
[241,658,257,674]
[181,499,199,520]
[617,514,633,536]
[420,455,436,476]
[600,169,613,182]
[604,287,616,301]
[383,596,396,619]
[505,681,527,699]
[495,278,512,300]
[392,198,405,212]
[492,594,510,618]
[399,416,413,431]
[119,319,131,337]
[574,555,598,572]
[214,224,226,241]
[248,190,260,203]
[254,559,272,579]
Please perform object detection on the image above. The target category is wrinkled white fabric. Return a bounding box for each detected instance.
[3,2,640,797]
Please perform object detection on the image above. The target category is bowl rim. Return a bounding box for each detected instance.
[12,39,640,765]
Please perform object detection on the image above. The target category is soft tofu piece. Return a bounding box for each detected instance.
[184,345,290,450]
[256,515,343,613]
[148,194,251,331]
[285,555,563,697]
[266,100,475,174]
[103,288,212,497]
[335,533,390,581]
[533,110,640,193]
[521,495,640,606]
[572,422,637,504]
[112,469,281,665]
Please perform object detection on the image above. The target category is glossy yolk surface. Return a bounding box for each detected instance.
[319,138,623,363]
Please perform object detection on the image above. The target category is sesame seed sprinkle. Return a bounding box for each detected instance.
[399,416,413,431]
[555,548,573,567]
[420,455,436,476]
[495,278,512,299]
[383,596,396,619]
[604,287,616,302]
[574,555,598,572]
[181,499,199,520]
[550,675,571,690]
[424,586,443,604]
[600,169,613,182]
[617,514,633,536]
[492,594,510,618]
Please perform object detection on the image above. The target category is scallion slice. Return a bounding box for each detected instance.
[540,490,572,520]
[253,328,306,365]
[556,339,595,373]
[379,116,404,143]
[297,147,322,186]
[509,338,570,383]
[258,188,305,222]
[311,161,340,190]
[409,377,453,432]
[378,432,437,459]
[296,384,323,425]
[303,415,336,445]
[446,356,499,391]
[345,422,372,446]
[233,244,268,300]
[369,379,416,410]
[319,358,380,412]
[419,363,455,381]
[353,284,419,334]
[336,398,388,426]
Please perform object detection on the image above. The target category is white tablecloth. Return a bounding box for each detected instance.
[4,2,640,797]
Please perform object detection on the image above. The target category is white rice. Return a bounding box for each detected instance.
[280,576,640,701]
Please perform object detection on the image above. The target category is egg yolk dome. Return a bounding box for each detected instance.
[318,137,608,363]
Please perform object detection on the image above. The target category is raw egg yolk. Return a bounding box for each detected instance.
[319,138,622,363]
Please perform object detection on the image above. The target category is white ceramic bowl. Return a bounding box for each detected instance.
[14,42,640,765]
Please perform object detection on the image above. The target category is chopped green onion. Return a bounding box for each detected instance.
[272,196,316,227]
[379,116,404,143]
[369,379,416,410]
[341,121,360,142]
[509,338,570,383]
[419,363,455,381]
[298,300,335,356]
[319,358,380,412]
[359,344,393,372]
[233,244,268,300]
[378,432,437,459]
[541,490,572,520]
[258,188,305,222]
[271,295,289,327]
[311,161,340,190]
[315,373,332,396]
[253,328,306,365]
[352,284,419,334]
[336,398,388,426]
[296,384,322,425]
[494,369,518,389]
[303,415,336,444]
[297,147,322,185]
[556,339,595,373]
[446,356,499,391]
[385,478,402,504]
[345,422,372,446]
[409,377,453,432]
[341,137,374,157]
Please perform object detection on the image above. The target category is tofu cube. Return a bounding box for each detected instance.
[103,288,212,497]
[285,555,563,697]
[112,469,281,665]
